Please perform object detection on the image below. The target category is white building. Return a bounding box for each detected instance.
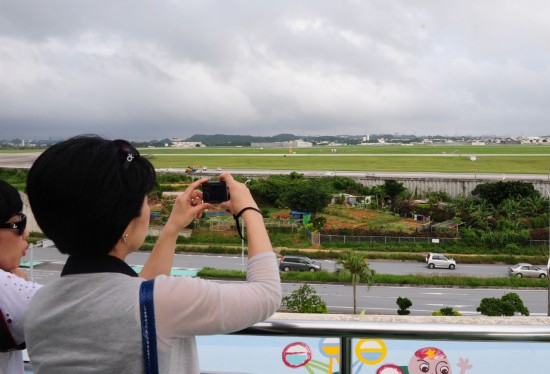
[251,140,312,148]
[171,140,204,148]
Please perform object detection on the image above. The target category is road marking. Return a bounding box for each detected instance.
[423,292,468,296]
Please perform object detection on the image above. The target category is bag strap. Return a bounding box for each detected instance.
[139,280,159,374]
[0,307,26,352]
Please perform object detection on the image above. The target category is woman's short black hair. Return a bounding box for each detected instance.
[26,135,156,257]
[0,180,23,224]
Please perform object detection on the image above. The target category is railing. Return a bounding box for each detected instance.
[195,313,550,373]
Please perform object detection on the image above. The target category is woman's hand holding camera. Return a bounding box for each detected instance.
[218,174,258,216]
[164,178,214,235]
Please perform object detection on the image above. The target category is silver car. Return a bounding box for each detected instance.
[508,263,547,278]
[426,252,456,270]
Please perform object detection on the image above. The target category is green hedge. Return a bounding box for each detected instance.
[197,268,548,288]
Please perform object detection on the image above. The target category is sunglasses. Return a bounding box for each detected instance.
[113,139,140,170]
[0,213,27,236]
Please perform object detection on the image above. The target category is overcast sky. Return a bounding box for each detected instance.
[1,1,549,140]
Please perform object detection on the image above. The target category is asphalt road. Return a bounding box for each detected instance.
[24,247,514,277]
[21,247,547,316]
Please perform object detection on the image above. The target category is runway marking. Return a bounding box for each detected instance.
[426,304,473,308]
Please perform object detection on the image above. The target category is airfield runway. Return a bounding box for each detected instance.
[0,152,547,181]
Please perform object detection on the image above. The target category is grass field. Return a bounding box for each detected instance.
[146,154,550,174]
[2,144,549,173]
[141,144,550,155]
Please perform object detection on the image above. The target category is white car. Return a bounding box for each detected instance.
[426,252,456,270]
[216,167,222,171]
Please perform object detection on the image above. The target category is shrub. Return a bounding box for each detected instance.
[432,307,462,316]
[396,297,412,315]
[530,227,550,240]
[281,284,328,314]
[476,292,529,316]
[314,216,327,230]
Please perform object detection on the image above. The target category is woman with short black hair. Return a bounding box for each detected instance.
[0,180,41,374]
[24,135,281,373]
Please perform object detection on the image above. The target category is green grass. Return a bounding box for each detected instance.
[146,155,550,174]
[0,149,44,153]
[3,145,549,173]
[139,144,550,155]
[197,267,548,288]
[5,144,549,156]
[139,143,550,174]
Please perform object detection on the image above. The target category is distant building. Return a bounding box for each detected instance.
[330,193,372,206]
[520,136,549,144]
[171,140,204,148]
[251,140,312,148]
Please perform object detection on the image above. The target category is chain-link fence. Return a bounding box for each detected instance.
[199,217,302,234]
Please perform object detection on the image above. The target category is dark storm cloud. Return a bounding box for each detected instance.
[1,0,549,140]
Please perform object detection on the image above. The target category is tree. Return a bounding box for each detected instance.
[476,292,529,316]
[281,284,328,313]
[337,251,375,314]
[249,175,293,207]
[282,180,332,221]
[396,297,412,315]
[382,180,408,209]
[471,181,540,207]
[371,184,387,208]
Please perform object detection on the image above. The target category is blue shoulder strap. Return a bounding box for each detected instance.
[139,280,159,374]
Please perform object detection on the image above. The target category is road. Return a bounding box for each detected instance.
[283,283,547,316]
[22,247,546,316]
[25,247,514,277]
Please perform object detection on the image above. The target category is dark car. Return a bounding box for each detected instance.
[279,256,322,272]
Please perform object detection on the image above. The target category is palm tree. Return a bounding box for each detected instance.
[337,251,375,314]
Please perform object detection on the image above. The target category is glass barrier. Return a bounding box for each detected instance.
[197,314,550,374]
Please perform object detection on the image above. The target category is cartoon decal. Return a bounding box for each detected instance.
[377,363,405,374]
[282,341,473,374]
[282,342,333,373]
[407,347,472,374]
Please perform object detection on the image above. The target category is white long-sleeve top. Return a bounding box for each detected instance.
[0,269,41,374]
[24,252,281,374]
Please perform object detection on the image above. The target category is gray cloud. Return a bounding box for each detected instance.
[1,0,549,140]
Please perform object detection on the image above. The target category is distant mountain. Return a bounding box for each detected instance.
[186,134,300,146]
[184,133,422,146]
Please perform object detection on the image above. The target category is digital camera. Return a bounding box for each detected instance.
[202,181,230,204]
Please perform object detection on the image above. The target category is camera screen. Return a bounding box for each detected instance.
[202,181,229,204]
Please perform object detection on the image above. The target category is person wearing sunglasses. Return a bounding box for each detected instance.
[0,180,42,374]
[24,135,281,373]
